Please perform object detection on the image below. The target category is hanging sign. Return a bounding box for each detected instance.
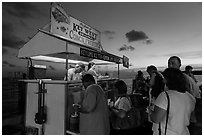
[50,3,101,50]
[80,48,121,64]
[123,55,129,68]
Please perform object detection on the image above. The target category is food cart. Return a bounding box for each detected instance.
[18,3,129,135]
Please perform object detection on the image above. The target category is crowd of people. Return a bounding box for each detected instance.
[70,56,201,135]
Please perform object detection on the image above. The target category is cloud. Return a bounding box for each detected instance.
[49,65,56,71]
[2,48,8,55]
[125,30,149,42]
[148,51,202,59]
[2,22,26,49]
[9,64,17,68]
[19,20,35,31]
[144,39,153,45]
[3,2,41,18]
[107,36,114,40]
[164,51,202,59]
[3,61,9,65]
[102,30,116,40]
[19,20,32,29]
[118,44,135,51]
[102,30,116,35]
[2,21,13,33]
[3,60,17,68]
[118,30,153,52]
[3,36,26,49]
[20,20,27,26]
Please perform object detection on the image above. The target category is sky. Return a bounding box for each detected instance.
[2,2,202,78]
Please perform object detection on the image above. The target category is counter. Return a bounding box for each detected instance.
[21,78,118,135]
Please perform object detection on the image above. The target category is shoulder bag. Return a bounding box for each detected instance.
[111,96,142,130]
[159,91,170,135]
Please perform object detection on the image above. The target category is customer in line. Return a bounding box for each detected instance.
[168,56,200,98]
[146,65,165,100]
[134,70,147,95]
[76,74,110,135]
[148,68,196,135]
[110,80,133,135]
[185,65,198,83]
[168,56,201,134]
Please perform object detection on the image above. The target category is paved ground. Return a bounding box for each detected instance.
[2,96,202,135]
[110,121,153,135]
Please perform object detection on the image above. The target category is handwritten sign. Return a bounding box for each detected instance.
[50,3,101,50]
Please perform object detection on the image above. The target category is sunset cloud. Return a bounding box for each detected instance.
[125,30,153,45]
[2,22,26,49]
[3,61,9,65]
[19,20,33,30]
[102,30,116,40]
[102,30,116,35]
[3,60,17,68]
[147,51,202,59]
[126,30,148,42]
[144,39,153,45]
[164,51,202,59]
[3,2,41,18]
[118,44,135,51]
[2,48,8,55]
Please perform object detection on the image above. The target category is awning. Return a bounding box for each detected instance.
[18,29,122,66]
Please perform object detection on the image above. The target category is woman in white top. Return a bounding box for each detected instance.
[148,68,196,135]
[110,80,132,134]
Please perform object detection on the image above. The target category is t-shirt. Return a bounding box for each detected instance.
[183,73,201,98]
[67,68,81,81]
[183,74,201,123]
[153,90,196,135]
[114,97,131,112]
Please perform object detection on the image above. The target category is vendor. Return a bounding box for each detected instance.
[86,62,109,80]
[64,63,85,81]
[86,62,99,78]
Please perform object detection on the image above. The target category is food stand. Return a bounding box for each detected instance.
[18,3,129,135]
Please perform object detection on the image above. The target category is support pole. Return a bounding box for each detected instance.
[65,41,69,134]
[65,42,69,81]
[27,59,29,79]
[117,63,120,79]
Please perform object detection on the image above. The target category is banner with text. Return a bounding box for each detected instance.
[50,3,101,50]
[80,48,121,64]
